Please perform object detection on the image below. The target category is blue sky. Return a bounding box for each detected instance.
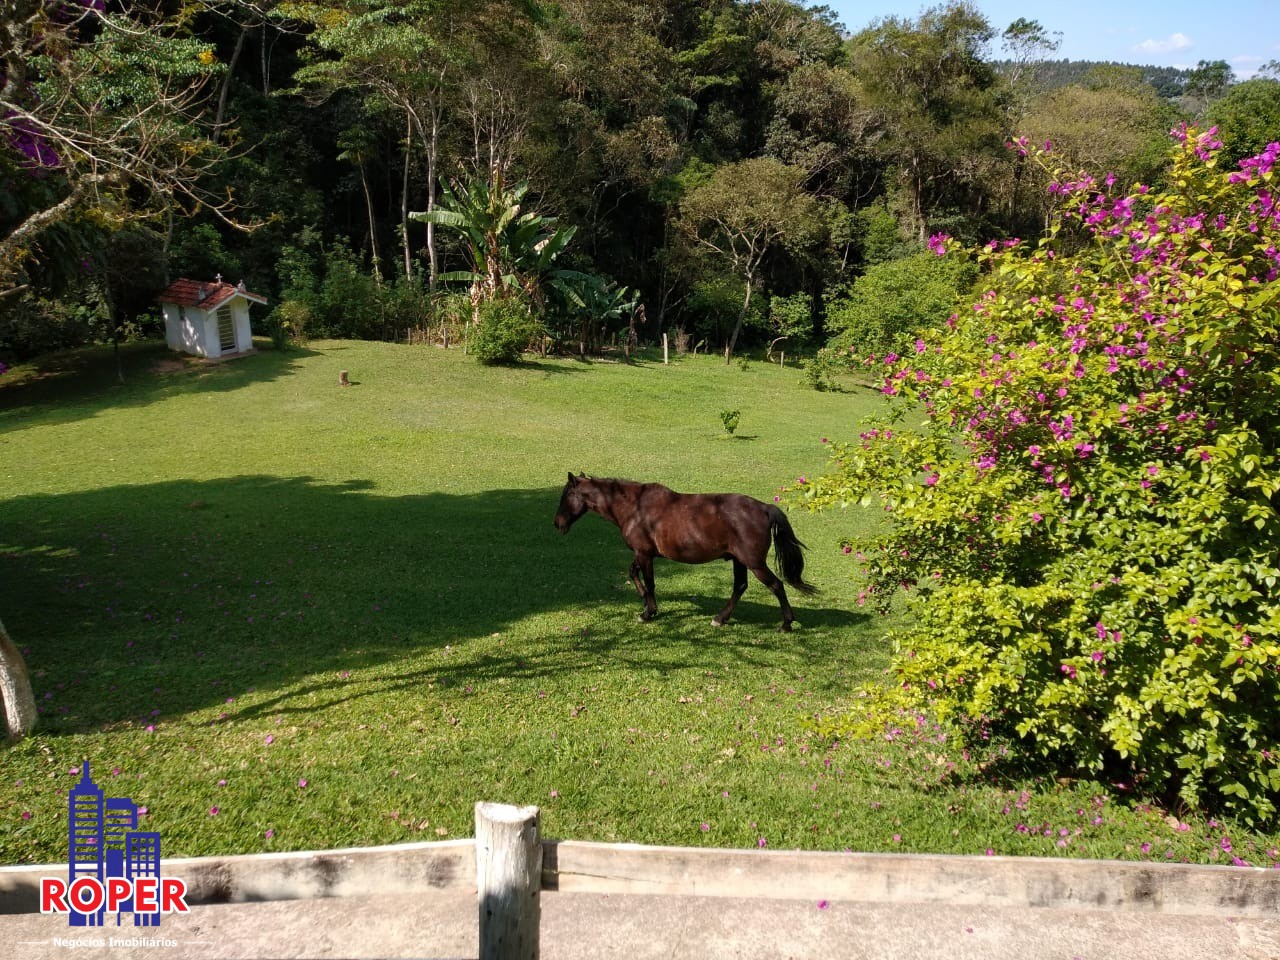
[822,1,1280,78]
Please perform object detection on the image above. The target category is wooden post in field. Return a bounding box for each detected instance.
[662,333,669,365]
[476,802,542,960]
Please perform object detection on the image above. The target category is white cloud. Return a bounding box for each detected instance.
[1134,33,1194,55]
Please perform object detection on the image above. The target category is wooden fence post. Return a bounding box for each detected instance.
[663,333,669,365]
[475,802,542,960]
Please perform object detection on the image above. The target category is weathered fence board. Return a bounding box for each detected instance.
[542,841,1280,917]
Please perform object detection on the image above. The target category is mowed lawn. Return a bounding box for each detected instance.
[2,341,1276,869]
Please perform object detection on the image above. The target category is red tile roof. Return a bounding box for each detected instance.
[156,278,267,309]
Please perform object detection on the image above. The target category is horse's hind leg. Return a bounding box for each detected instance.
[712,559,748,627]
[750,566,795,632]
[634,553,658,622]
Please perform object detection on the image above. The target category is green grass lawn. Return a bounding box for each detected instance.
[1,340,1276,869]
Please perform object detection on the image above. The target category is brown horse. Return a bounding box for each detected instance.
[554,473,816,631]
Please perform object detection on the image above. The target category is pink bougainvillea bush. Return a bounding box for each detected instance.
[804,128,1280,823]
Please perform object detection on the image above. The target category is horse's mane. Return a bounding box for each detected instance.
[584,476,670,495]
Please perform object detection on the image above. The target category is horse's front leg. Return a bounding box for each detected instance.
[634,552,658,622]
[628,557,646,601]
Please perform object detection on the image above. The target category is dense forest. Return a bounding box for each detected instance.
[3,0,1280,365]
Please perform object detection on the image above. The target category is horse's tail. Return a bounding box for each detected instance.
[768,506,817,595]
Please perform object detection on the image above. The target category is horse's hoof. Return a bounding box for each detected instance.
[711,617,726,627]
[777,622,793,633]
[638,612,655,623]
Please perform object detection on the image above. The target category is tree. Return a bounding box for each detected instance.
[674,157,823,361]
[452,1,553,180]
[763,62,877,198]
[999,17,1061,123]
[284,0,472,287]
[1183,58,1235,114]
[1021,76,1174,191]
[1,0,238,298]
[336,126,385,282]
[847,2,1005,241]
[1205,78,1280,169]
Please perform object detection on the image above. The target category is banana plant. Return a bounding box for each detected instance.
[410,171,584,318]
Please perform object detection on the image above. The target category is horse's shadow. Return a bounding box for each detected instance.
[2,475,869,732]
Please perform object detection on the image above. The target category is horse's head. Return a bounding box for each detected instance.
[555,472,590,533]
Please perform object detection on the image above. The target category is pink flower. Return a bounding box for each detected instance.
[700,822,710,832]
[209,806,220,816]
[817,899,830,909]
[758,837,768,848]
[264,735,274,745]
[298,778,308,788]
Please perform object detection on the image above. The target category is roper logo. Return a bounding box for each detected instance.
[39,761,189,926]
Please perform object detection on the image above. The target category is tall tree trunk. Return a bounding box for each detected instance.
[213,25,248,141]
[360,165,378,284]
[912,158,927,242]
[426,102,440,292]
[401,110,413,281]
[260,22,271,96]
[725,277,753,363]
[161,204,174,286]
[0,617,37,741]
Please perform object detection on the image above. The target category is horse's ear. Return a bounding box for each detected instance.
[567,471,577,486]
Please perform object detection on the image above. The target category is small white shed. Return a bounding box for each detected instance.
[157,277,268,359]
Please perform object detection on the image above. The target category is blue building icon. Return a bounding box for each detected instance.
[66,762,164,927]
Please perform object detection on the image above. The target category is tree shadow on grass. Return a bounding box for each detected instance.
[0,340,320,435]
[0,475,866,734]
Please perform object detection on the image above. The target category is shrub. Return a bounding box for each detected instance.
[768,292,814,349]
[719,408,741,434]
[275,230,398,341]
[800,346,850,392]
[825,251,977,358]
[269,300,310,350]
[802,129,1280,823]
[469,298,545,365]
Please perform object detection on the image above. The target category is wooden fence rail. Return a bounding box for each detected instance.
[3,800,1280,959]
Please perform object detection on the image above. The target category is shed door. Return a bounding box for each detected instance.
[216,305,236,352]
